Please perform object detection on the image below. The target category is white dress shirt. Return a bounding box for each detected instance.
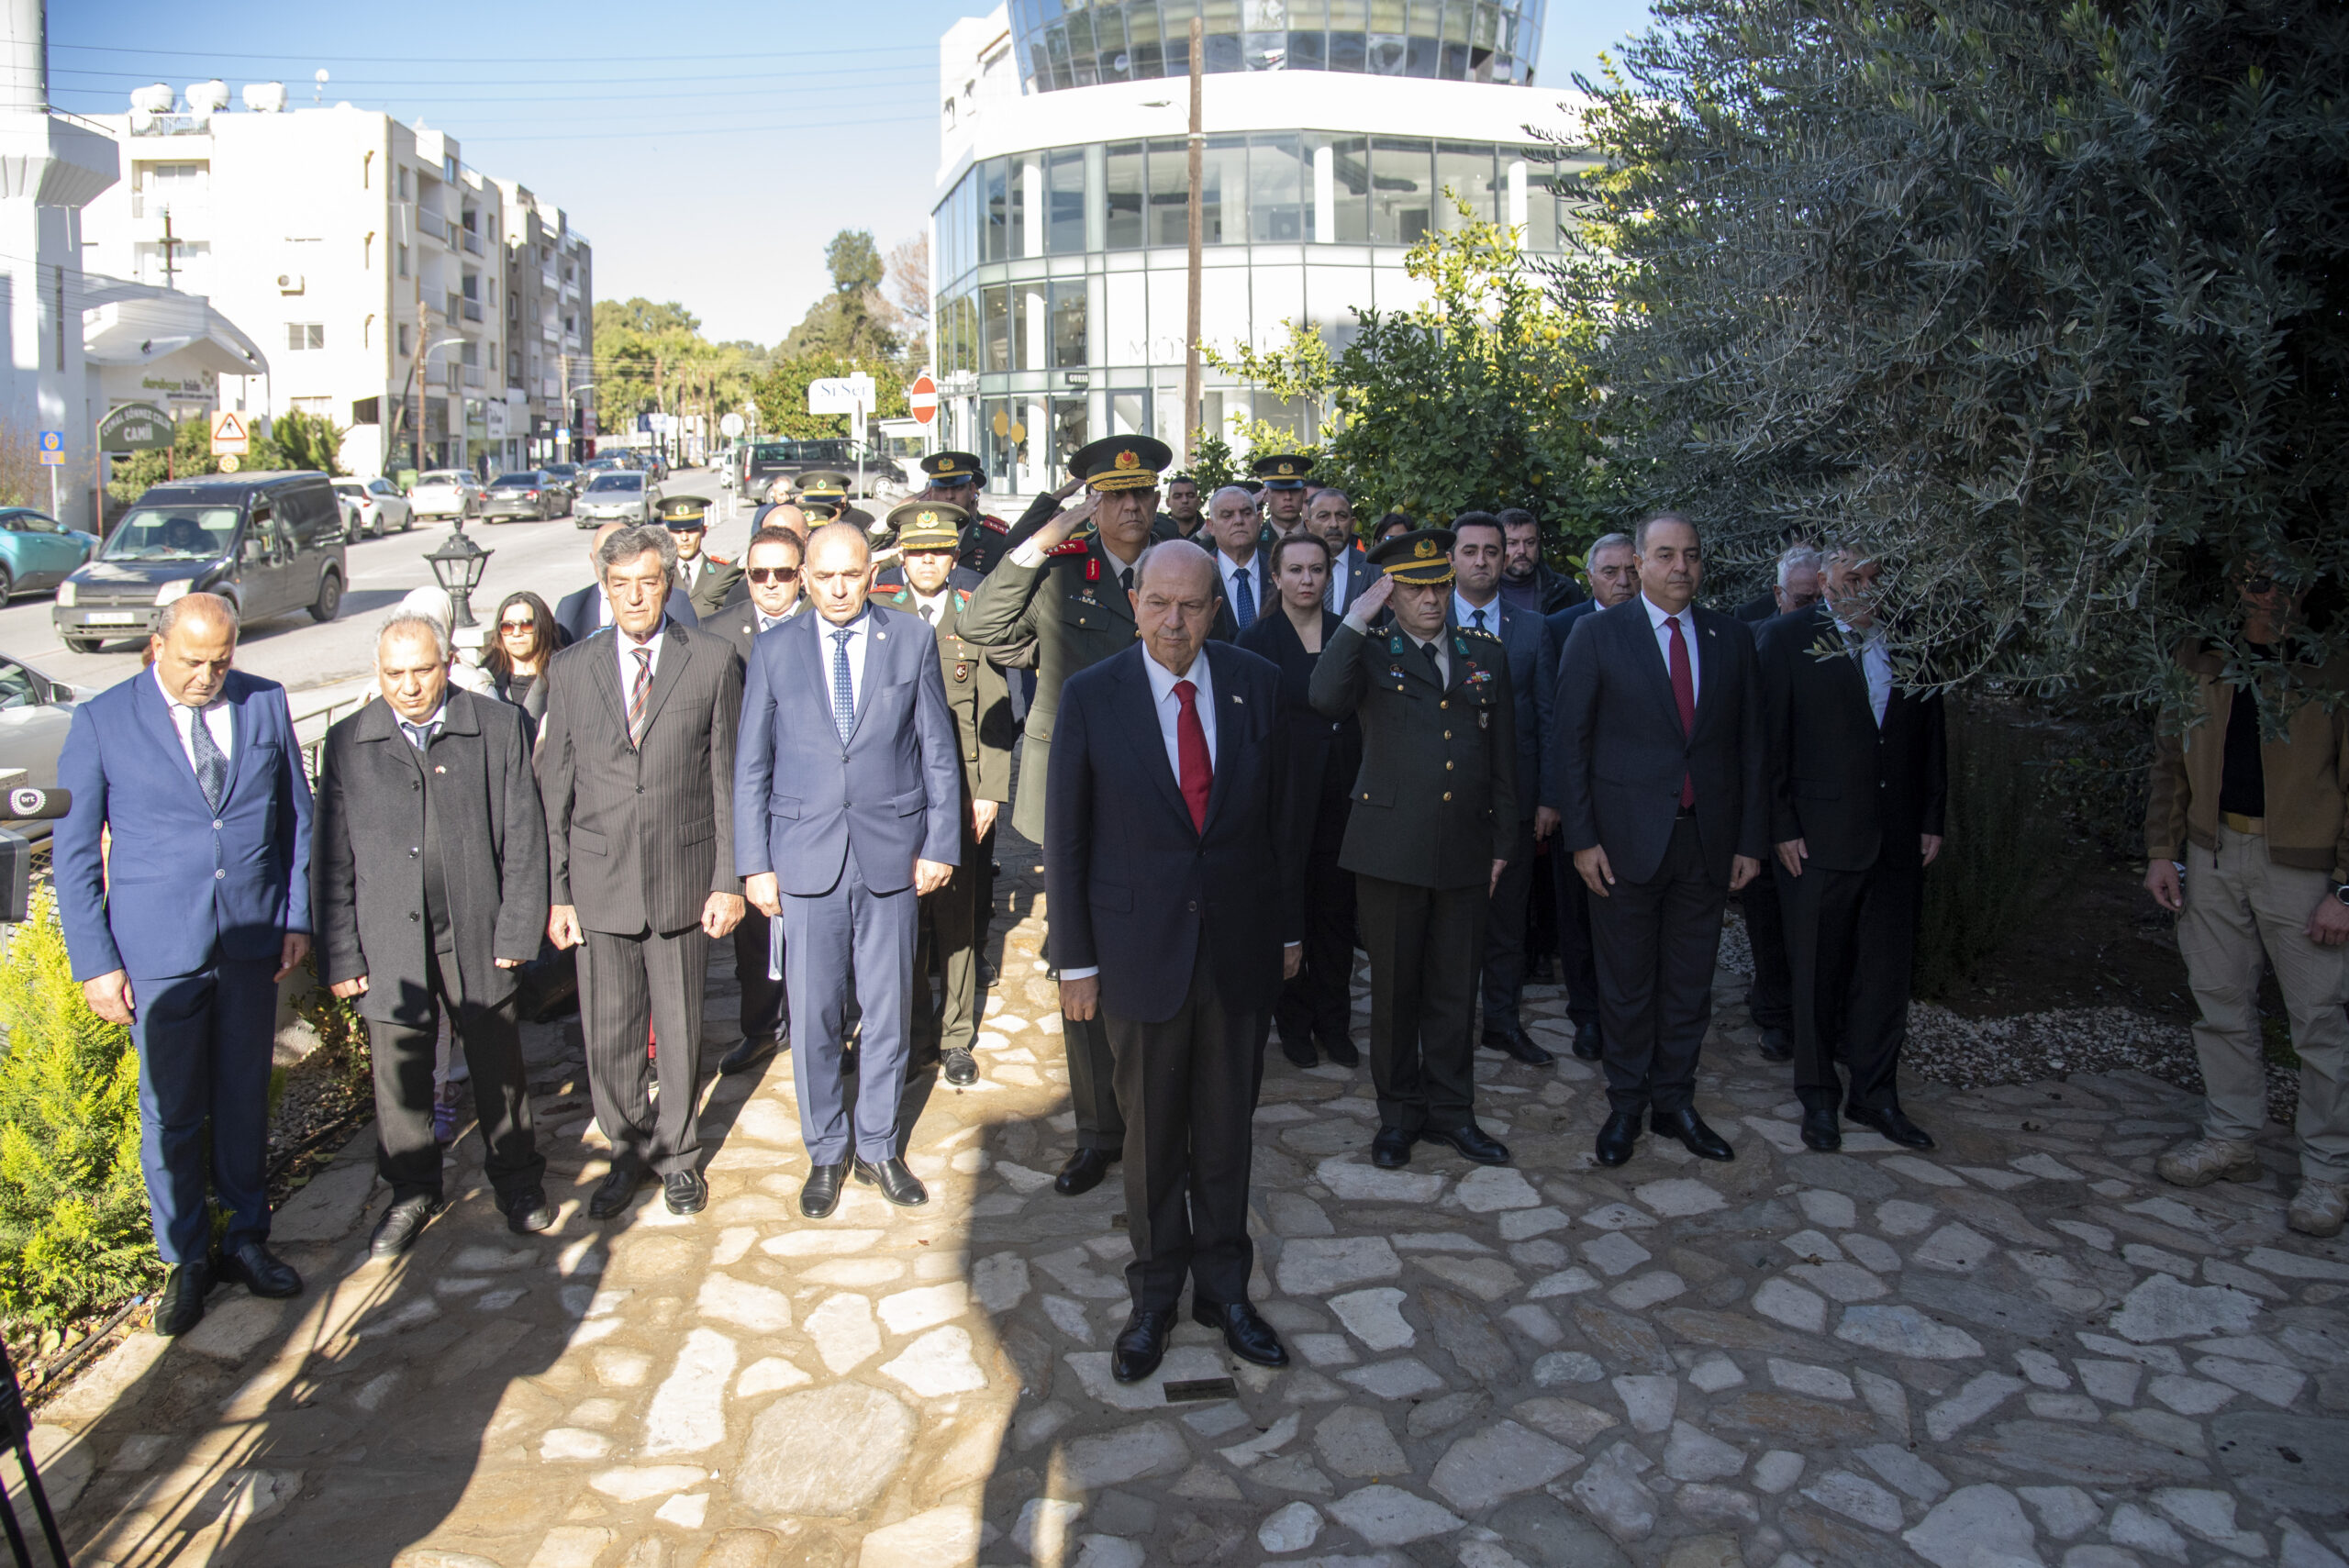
[615,621,664,697]
[1452,590,1503,639]
[1834,615,1892,726]
[1144,646,1218,781]
[909,588,951,626]
[153,665,233,772]
[1217,550,1261,617]
[1642,593,1701,706]
[818,607,875,727]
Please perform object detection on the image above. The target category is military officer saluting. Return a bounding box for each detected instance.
[1253,452,1314,540]
[875,500,1014,1088]
[1310,528,1518,1170]
[917,450,1012,578]
[658,495,742,618]
[961,431,1174,1196]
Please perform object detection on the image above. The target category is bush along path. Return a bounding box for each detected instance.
[15,857,2349,1568]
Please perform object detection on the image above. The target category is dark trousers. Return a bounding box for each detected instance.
[973,822,998,971]
[1742,857,1794,1032]
[1783,858,1922,1114]
[1552,848,1601,1030]
[1526,840,1558,973]
[781,840,918,1164]
[1274,794,1356,1054]
[1106,954,1261,1311]
[128,958,276,1264]
[1588,817,1726,1116]
[913,854,980,1056]
[1356,873,1486,1134]
[1066,1013,1126,1151]
[1480,817,1539,1031]
[731,904,787,1044]
[580,922,710,1177]
[368,951,543,1205]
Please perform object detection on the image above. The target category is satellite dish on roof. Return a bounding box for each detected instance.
[186,79,230,113]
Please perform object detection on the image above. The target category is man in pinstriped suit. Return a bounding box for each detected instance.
[540,523,746,1221]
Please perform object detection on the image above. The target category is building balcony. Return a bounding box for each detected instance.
[464,364,484,388]
[461,228,484,256]
[416,206,448,242]
[541,269,559,292]
[462,298,484,323]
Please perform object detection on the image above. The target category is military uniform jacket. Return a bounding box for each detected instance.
[1308,619,1519,891]
[961,530,1142,843]
[679,553,743,619]
[878,574,1014,822]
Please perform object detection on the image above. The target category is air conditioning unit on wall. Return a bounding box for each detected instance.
[277,272,305,293]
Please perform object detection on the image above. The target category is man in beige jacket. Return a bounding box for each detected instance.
[2144,568,2349,1236]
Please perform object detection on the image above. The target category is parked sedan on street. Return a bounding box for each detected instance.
[482,471,566,523]
[332,477,415,539]
[0,507,98,600]
[409,470,483,522]
[573,470,659,528]
[0,651,83,843]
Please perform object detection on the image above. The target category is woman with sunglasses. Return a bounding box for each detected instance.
[484,590,557,729]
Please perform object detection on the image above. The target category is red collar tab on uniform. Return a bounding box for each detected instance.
[1085,556,1101,582]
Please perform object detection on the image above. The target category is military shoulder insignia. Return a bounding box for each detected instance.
[1460,625,1501,643]
[707,552,734,566]
[980,515,1009,535]
[954,588,973,607]
[1046,537,1091,557]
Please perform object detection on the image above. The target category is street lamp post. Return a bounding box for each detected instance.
[425,528,492,631]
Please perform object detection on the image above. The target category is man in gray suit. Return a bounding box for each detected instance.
[1308,488,1375,617]
[540,524,745,1219]
[737,522,963,1220]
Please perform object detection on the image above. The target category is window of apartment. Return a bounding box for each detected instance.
[443,156,458,182]
[398,322,412,355]
[400,166,412,199]
[396,243,408,278]
[462,273,479,301]
[286,323,324,350]
[461,342,478,366]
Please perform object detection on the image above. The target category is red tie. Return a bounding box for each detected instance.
[1667,613,1697,808]
[1174,678,1211,833]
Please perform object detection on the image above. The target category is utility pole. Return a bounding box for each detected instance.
[1184,17,1204,468]
[160,209,181,289]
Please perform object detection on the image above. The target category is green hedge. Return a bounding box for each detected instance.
[0,892,157,1332]
[1915,702,2069,999]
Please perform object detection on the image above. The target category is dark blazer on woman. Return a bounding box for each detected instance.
[1238,606,1362,813]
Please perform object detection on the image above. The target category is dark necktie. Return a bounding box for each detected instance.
[1419,639,1443,684]
[1471,606,1488,635]
[919,601,937,626]
[831,628,856,744]
[1667,614,1697,808]
[1119,566,1134,596]
[186,705,228,810]
[1174,679,1211,831]
[399,719,434,752]
[625,647,653,748]
[1231,564,1255,629]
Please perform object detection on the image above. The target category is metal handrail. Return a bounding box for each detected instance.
[289,692,369,781]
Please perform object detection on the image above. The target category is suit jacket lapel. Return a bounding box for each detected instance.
[1627,602,1687,730]
[1198,645,1248,833]
[849,608,897,742]
[133,670,210,809]
[1121,652,1195,831]
[215,679,258,809]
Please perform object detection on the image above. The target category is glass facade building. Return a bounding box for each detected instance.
[1008,0,1548,93]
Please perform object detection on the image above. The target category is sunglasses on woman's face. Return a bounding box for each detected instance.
[500,617,536,632]
[746,567,799,584]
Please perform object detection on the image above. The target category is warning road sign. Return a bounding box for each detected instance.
[210,409,250,456]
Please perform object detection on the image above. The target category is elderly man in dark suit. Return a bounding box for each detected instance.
[1204,484,1277,642]
[1733,540,1824,1062]
[540,524,744,1220]
[1540,532,1638,1062]
[737,522,963,1219]
[54,593,312,1336]
[1450,512,1555,1067]
[555,520,701,647]
[707,524,805,1075]
[1048,541,1301,1382]
[1306,487,1376,617]
[1759,548,1947,1151]
[315,613,553,1256]
[1554,513,1767,1169]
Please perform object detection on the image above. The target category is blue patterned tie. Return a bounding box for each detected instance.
[1472,606,1488,634]
[1232,564,1255,630]
[830,628,856,744]
[186,706,228,810]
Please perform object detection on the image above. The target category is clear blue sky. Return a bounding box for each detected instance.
[55,0,1654,346]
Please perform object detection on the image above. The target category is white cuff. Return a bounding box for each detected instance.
[1057,965,1099,981]
[1010,539,1049,569]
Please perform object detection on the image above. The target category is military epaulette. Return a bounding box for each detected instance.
[953,588,972,607]
[707,552,734,566]
[979,515,1009,535]
[1459,624,1502,643]
[882,587,911,606]
[1045,535,1093,558]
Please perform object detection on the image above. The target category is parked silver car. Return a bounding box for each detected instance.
[333,477,415,538]
[573,471,659,528]
[0,652,83,842]
[408,470,482,522]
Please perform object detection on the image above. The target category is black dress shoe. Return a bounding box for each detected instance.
[589,1164,646,1219]
[1193,1298,1288,1367]
[1595,1109,1642,1167]
[152,1260,212,1337]
[1279,1035,1318,1069]
[1053,1147,1118,1196]
[1527,956,1559,986]
[369,1194,440,1258]
[1653,1106,1736,1162]
[663,1170,709,1215]
[1846,1103,1935,1149]
[1422,1122,1511,1165]
[801,1162,847,1218]
[217,1240,302,1298]
[1756,1027,1794,1063]
[1111,1307,1177,1384]
[1571,1022,1603,1061]
[504,1187,557,1234]
[1371,1127,1417,1168]
[942,1047,979,1086]
[854,1156,930,1207]
[1800,1104,1842,1151]
[1482,1025,1555,1066]
[718,1035,779,1074]
[1319,1034,1361,1068]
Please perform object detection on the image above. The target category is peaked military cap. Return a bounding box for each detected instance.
[1251,452,1316,490]
[888,499,967,553]
[657,494,710,529]
[798,470,851,499]
[920,450,983,485]
[1368,527,1458,586]
[1069,434,1174,493]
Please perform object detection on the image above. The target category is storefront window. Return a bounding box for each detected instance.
[1046,147,1088,254]
[1434,141,1497,229]
[982,284,1011,373]
[982,158,1014,263]
[1147,137,1190,247]
[1249,134,1312,242]
[1105,141,1147,250]
[1051,281,1089,368]
[1370,138,1432,243]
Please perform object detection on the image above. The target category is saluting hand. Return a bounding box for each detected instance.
[1033,494,1099,551]
[1352,572,1395,621]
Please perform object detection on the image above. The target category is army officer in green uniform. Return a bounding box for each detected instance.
[961,432,1174,1196]
[1310,528,1518,1170]
[876,500,1015,1089]
[658,495,743,618]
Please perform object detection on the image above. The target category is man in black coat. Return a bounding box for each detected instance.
[1553,514,1766,1169]
[315,613,554,1256]
[1731,540,1823,1061]
[1757,549,1947,1151]
[1046,542,1301,1385]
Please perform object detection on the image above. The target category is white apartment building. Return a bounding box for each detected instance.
[930,1,1593,493]
[80,88,594,479]
[488,176,594,464]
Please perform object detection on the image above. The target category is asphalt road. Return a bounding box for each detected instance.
[0,468,747,717]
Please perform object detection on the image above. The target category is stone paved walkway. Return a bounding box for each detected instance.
[26,843,2349,1568]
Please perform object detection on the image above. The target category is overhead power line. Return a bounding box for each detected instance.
[52,40,933,65]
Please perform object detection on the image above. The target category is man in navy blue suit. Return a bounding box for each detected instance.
[736,522,964,1220]
[55,594,314,1336]
[1539,532,1639,1062]
[1046,541,1302,1384]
